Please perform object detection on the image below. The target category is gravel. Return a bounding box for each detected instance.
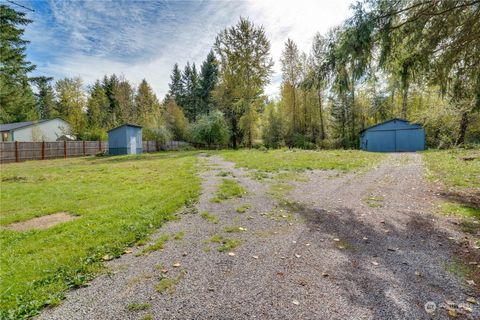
[37,153,479,320]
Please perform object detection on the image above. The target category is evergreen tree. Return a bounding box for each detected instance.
[180,62,200,121]
[34,76,57,119]
[87,80,109,129]
[168,63,183,105]
[135,79,160,126]
[102,74,120,126]
[0,4,37,123]
[198,50,218,114]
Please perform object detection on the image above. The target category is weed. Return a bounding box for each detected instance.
[364,195,384,208]
[224,226,246,233]
[136,235,170,256]
[127,302,151,311]
[217,171,234,177]
[173,231,185,240]
[208,235,242,252]
[141,314,154,320]
[235,204,251,213]
[210,179,246,203]
[201,211,219,224]
[155,271,185,294]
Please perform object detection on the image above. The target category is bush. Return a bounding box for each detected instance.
[292,133,317,150]
[189,110,229,148]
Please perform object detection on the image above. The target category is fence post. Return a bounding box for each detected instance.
[64,140,67,158]
[41,141,45,160]
[15,141,19,162]
[83,141,86,156]
[98,140,101,152]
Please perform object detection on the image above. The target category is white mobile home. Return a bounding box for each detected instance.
[0,118,71,142]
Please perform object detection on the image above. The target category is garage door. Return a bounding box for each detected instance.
[367,130,396,152]
[395,129,424,152]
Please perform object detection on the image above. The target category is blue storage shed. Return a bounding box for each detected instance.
[108,124,143,155]
[360,118,425,152]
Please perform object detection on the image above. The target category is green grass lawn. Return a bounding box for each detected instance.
[0,152,200,318]
[422,149,480,189]
[422,149,480,225]
[218,149,386,172]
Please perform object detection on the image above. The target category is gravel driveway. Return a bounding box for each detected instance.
[37,153,479,320]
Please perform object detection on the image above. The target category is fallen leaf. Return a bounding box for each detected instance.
[321,272,329,277]
[466,297,477,304]
[338,245,346,249]
[415,271,421,277]
[459,303,472,312]
[372,261,379,266]
[333,238,340,242]
[124,249,133,254]
[362,237,368,240]
[252,255,258,259]
[102,254,113,261]
[173,262,181,267]
[466,279,475,285]
[305,243,311,246]
[161,269,168,273]
[292,299,300,305]
[239,227,247,231]
[182,252,188,256]
[292,241,297,244]
[295,254,301,258]
[228,252,235,256]
[448,308,457,317]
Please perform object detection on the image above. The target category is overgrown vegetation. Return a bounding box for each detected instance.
[126,302,151,311]
[0,152,200,318]
[155,272,185,294]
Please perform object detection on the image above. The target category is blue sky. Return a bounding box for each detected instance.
[16,0,355,98]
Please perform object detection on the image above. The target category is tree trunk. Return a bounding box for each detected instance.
[401,82,409,119]
[318,90,325,140]
[231,118,238,149]
[292,87,297,134]
[456,111,469,145]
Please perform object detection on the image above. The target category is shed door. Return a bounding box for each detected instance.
[367,130,396,152]
[130,136,137,154]
[395,129,423,152]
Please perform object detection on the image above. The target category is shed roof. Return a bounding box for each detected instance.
[359,118,421,134]
[107,123,143,133]
[0,118,65,132]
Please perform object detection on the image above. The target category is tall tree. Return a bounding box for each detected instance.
[280,39,302,138]
[114,76,135,124]
[87,80,109,130]
[198,50,219,114]
[102,74,120,126]
[34,76,57,119]
[180,62,200,121]
[167,63,183,105]
[214,17,273,147]
[55,77,87,137]
[0,4,37,123]
[135,79,160,126]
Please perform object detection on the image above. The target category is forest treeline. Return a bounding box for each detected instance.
[1,1,479,148]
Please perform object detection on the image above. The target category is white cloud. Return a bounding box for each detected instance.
[27,0,355,99]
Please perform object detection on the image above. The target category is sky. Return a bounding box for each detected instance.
[16,0,356,99]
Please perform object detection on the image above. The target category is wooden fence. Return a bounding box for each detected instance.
[0,140,187,164]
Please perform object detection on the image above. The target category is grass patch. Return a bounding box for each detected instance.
[216,171,234,177]
[218,149,385,172]
[208,234,242,252]
[136,234,170,256]
[200,211,219,224]
[173,231,185,240]
[249,171,270,180]
[364,195,384,208]
[235,204,251,213]
[0,151,200,317]
[210,179,247,203]
[274,171,308,182]
[127,302,151,311]
[155,272,185,294]
[423,149,479,188]
[438,202,480,234]
[268,182,294,199]
[141,314,154,320]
